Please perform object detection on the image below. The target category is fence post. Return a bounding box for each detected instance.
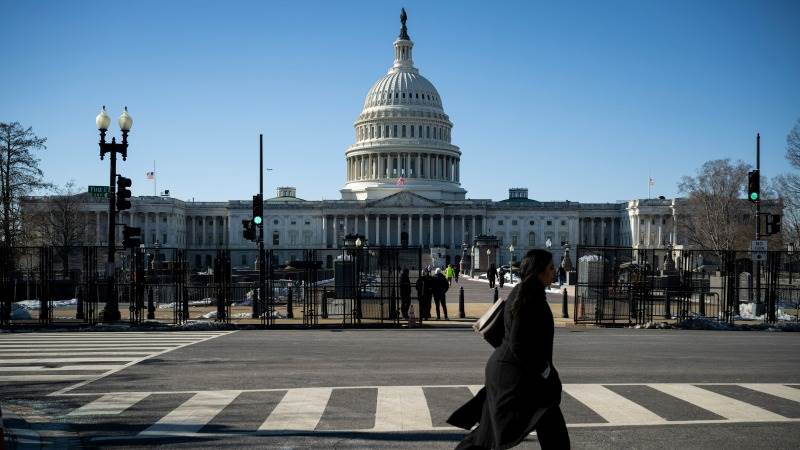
[76,286,85,320]
[147,287,155,320]
[562,288,569,318]
[287,286,294,319]
[699,292,706,317]
[459,286,465,318]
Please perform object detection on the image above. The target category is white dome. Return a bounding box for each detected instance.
[341,11,465,202]
[363,71,443,111]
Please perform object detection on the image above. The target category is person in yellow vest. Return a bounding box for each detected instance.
[445,263,455,286]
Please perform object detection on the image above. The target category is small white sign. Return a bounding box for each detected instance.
[751,240,768,262]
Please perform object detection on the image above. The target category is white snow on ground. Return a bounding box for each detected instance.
[737,302,796,321]
[157,299,216,309]
[15,299,77,309]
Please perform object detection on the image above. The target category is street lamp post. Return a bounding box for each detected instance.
[96,106,133,322]
[789,242,795,285]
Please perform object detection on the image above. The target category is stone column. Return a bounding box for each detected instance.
[460,215,465,245]
[386,214,391,245]
[365,214,370,242]
[407,214,412,244]
[450,215,455,248]
[418,214,423,246]
[397,213,402,244]
[657,216,663,247]
[429,215,434,247]
[344,215,349,236]
[600,219,606,246]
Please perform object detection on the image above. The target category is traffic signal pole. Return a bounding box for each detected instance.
[253,134,266,320]
[755,133,762,314]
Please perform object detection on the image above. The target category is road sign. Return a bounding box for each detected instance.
[751,240,767,262]
[88,185,110,198]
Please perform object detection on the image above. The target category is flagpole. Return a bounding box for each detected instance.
[153,160,157,196]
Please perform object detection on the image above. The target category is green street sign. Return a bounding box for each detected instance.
[88,185,110,198]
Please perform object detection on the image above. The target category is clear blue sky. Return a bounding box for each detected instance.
[2,0,798,202]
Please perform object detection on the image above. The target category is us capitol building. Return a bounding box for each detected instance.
[24,12,681,271]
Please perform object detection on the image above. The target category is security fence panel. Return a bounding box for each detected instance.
[574,246,798,327]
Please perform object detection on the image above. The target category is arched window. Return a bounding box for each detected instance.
[393,125,398,137]
[426,126,430,138]
[377,126,381,138]
[385,125,390,137]
[418,125,422,137]
[410,125,415,137]
[433,127,437,139]
[528,232,536,246]
[402,125,406,137]
[370,126,374,138]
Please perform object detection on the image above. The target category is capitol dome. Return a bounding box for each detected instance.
[341,9,466,201]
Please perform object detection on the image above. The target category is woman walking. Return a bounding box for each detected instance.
[449,249,569,449]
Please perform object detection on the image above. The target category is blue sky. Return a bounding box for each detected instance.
[1,0,798,202]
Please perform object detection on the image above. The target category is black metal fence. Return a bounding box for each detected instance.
[0,245,423,328]
[574,246,800,326]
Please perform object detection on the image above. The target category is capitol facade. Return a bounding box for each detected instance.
[23,13,682,271]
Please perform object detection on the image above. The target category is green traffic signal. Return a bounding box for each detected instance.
[253,216,263,225]
[749,192,759,201]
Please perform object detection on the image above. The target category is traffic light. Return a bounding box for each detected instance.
[242,219,256,241]
[116,176,133,211]
[766,214,782,235]
[252,194,263,225]
[122,225,142,248]
[747,170,760,203]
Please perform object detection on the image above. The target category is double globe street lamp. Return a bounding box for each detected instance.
[96,106,133,322]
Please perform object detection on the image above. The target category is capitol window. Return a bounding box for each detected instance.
[393,125,398,137]
[410,126,414,137]
[402,125,406,137]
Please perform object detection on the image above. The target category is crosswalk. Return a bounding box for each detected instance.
[58,383,800,441]
[0,332,234,391]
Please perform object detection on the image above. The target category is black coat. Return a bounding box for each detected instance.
[416,276,432,300]
[432,273,449,300]
[448,281,562,449]
[487,267,497,281]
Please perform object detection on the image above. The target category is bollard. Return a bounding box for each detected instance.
[664,292,671,319]
[699,292,706,317]
[286,287,294,319]
[493,287,499,303]
[562,288,569,318]
[459,286,465,318]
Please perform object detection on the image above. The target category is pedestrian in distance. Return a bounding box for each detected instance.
[416,270,433,320]
[399,268,412,319]
[498,266,506,289]
[487,263,497,289]
[449,249,569,449]
[445,263,455,286]
[432,268,449,320]
[558,266,566,287]
[455,263,460,283]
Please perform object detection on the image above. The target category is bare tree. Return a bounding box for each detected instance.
[774,118,800,245]
[0,122,49,247]
[678,159,755,254]
[24,181,89,277]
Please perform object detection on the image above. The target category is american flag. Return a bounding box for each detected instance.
[648,177,655,187]
[146,171,155,180]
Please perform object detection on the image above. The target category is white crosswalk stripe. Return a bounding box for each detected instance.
[373,386,432,431]
[563,384,666,425]
[259,388,332,431]
[140,391,241,436]
[0,332,234,391]
[64,383,800,441]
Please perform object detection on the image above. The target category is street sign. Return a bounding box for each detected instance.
[751,240,768,262]
[88,185,110,198]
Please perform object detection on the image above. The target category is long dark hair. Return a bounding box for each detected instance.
[510,249,553,318]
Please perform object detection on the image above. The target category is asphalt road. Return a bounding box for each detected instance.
[1,328,799,449]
